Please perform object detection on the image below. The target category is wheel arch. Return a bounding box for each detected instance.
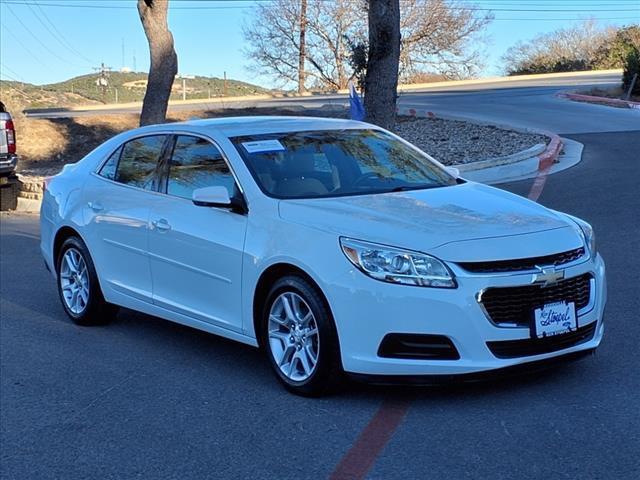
[53,225,86,269]
[252,262,335,350]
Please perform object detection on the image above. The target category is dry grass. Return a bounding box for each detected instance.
[7,99,544,174]
[8,103,343,175]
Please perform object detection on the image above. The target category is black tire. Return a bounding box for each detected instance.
[56,236,118,326]
[261,275,342,397]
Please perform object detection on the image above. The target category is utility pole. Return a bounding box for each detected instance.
[93,62,112,103]
[298,0,307,94]
[178,74,194,101]
[625,73,638,101]
[223,71,228,96]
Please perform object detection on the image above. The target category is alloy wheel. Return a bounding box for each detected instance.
[60,247,90,315]
[268,291,320,382]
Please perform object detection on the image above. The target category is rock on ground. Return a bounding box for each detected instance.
[394,116,549,166]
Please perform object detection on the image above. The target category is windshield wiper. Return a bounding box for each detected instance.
[389,184,436,192]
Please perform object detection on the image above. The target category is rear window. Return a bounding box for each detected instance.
[113,135,166,190]
[231,129,454,199]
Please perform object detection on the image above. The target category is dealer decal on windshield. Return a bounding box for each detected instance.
[241,139,286,153]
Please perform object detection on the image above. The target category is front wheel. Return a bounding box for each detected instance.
[262,275,342,396]
[56,236,117,326]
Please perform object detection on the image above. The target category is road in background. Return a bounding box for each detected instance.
[25,71,639,135]
[1,127,639,479]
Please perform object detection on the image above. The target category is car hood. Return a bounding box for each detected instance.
[278,182,584,262]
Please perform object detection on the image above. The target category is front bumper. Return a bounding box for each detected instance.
[328,253,606,376]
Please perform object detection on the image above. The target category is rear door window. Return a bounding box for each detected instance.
[114,135,167,190]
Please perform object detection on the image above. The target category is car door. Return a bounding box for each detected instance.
[83,134,169,304]
[148,134,248,332]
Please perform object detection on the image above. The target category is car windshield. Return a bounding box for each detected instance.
[231,129,456,199]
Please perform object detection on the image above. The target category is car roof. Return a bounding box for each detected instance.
[161,116,377,137]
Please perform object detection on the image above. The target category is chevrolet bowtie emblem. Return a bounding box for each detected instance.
[532,266,564,287]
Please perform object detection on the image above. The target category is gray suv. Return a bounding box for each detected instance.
[0,101,18,176]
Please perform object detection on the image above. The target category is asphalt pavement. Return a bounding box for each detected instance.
[1,128,639,479]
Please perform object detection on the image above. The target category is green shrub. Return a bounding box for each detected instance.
[594,25,640,69]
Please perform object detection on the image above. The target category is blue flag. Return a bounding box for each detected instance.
[349,82,365,121]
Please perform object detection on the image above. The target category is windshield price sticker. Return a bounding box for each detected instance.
[242,139,286,153]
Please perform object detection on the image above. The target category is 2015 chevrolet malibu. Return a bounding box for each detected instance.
[40,117,606,396]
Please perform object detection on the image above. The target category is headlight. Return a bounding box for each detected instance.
[566,215,596,257]
[340,238,456,288]
[578,222,596,257]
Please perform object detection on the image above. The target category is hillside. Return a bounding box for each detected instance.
[0,72,269,108]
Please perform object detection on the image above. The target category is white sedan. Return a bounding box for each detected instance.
[40,117,606,396]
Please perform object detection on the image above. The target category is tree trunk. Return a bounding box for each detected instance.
[298,0,308,94]
[138,0,178,126]
[364,0,400,130]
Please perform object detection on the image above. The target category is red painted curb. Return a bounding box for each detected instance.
[528,133,561,201]
[558,92,640,109]
[538,134,562,171]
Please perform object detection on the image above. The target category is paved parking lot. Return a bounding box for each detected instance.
[1,129,639,479]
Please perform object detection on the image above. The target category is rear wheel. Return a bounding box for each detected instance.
[56,236,117,325]
[262,275,342,396]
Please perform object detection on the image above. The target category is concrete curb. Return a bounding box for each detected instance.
[457,144,546,172]
[396,107,563,183]
[557,92,640,109]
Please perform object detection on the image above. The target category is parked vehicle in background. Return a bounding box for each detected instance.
[0,101,18,177]
[39,116,606,396]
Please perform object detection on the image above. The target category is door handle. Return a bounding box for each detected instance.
[87,201,103,212]
[151,218,171,232]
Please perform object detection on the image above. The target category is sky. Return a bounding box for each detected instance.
[0,0,639,88]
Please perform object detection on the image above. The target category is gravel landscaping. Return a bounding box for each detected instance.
[9,103,549,178]
[395,116,549,166]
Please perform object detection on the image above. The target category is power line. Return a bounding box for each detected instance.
[29,0,95,63]
[0,21,53,70]
[3,3,90,67]
[19,0,93,65]
[0,62,27,83]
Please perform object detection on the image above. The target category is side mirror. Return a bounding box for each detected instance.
[445,166,460,178]
[192,186,232,208]
[192,186,247,214]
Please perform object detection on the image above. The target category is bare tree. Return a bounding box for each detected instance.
[364,0,400,129]
[400,0,492,79]
[244,0,491,89]
[138,0,178,126]
[298,0,307,93]
[243,0,365,91]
